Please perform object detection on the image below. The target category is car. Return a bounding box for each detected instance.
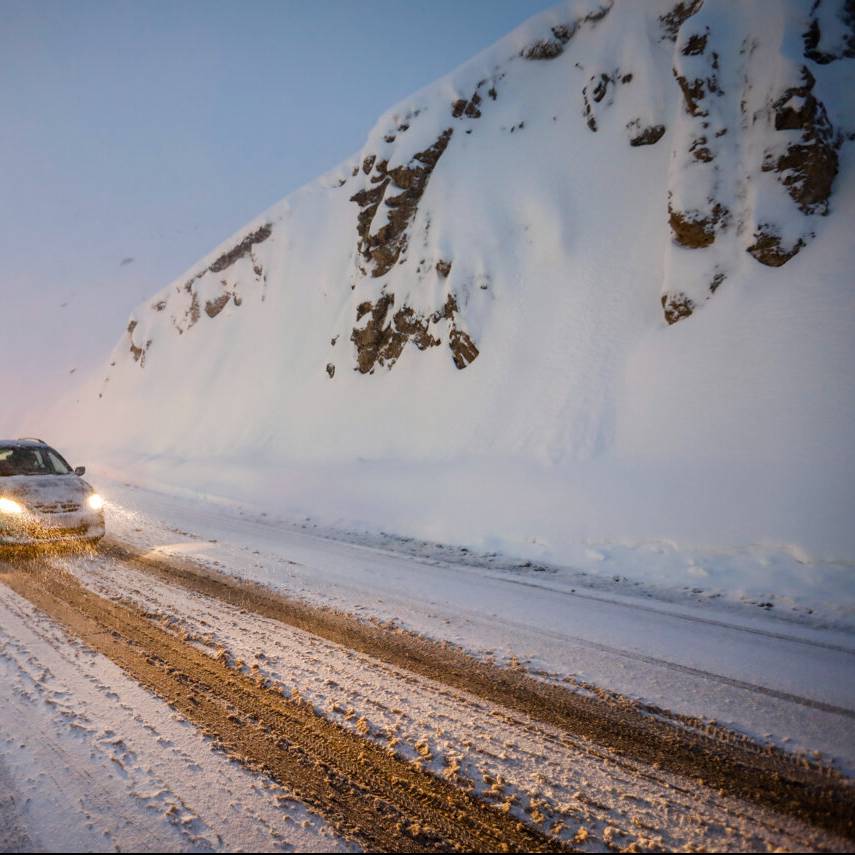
[0,438,105,547]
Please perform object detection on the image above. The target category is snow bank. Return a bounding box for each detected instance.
[15,0,855,599]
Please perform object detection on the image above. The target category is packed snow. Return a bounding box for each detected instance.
[86,477,855,772]
[0,581,351,853]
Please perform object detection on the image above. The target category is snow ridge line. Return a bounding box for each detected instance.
[96,538,855,841]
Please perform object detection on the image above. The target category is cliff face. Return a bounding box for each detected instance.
[56,0,853,546]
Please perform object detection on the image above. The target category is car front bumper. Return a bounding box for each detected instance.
[0,510,105,546]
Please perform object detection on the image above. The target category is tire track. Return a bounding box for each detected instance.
[0,563,564,853]
[94,538,855,841]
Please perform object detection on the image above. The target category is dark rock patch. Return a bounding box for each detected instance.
[351,292,478,374]
[452,91,482,119]
[660,0,704,41]
[682,31,709,55]
[127,320,152,366]
[690,136,714,161]
[205,294,232,319]
[522,38,566,60]
[351,294,439,374]
[674,70,709,117]
[764,67,839,215]
[709,271,726,293]
[661,292,695,325]
[350,129,454,278]
[521,7,610,59]
[803,0,855,63]
[326,363,335,379]
[209,224,273,275]
[747,227,806,267]
[629,123,666,146]
[668,202,728,248]
[436,259,452,278]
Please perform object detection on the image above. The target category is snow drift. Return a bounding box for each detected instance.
[24,0,855,576]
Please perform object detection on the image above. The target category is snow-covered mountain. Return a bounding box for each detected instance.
[26,0,855,569]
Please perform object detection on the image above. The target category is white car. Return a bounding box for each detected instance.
[0,439,105,547]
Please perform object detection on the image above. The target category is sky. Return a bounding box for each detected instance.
[0,0,556,379]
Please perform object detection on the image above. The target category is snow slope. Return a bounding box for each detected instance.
[15,1,855,577]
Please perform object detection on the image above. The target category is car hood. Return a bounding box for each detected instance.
[0,475,92,505]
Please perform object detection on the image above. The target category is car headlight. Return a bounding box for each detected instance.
[87,494,105,512]
[0,497,24,515]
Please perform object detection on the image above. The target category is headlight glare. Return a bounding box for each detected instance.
[87,494,105,512]
[0,497,24,515]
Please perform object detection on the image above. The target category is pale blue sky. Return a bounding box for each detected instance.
[1,0,555,318]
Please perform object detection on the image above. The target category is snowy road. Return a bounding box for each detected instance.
[100,478,855,769]
[0,478,854,851]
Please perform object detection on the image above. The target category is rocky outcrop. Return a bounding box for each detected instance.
[628,123,666,146]
[747,228,807,267]
[763,68,839,217]
[452,91,482,118]
[127,320,151,367]
[351,293,478,374]
[660,0,704,41]
[181,224,272,295]
[521,5,611,60]
[803,0,855,63]
[661,292,695,325]
[351,130,453,279]
[668,202,728,248]
[208,224,273,274]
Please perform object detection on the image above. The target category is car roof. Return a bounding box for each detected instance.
[0,439,50,448]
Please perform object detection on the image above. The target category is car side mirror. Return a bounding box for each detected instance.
[75,466,86,476]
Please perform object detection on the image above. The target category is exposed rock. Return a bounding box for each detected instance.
[351,292,477,374]
[178,224,273,322]
[764,67,839,215]
[205,294,232,319]
[452,92,482,119]
[803,0,855,63]
[747,226,806,267]
[350,129,454,278]
[690,136,714,161]
[709,271,726,293]
[668,202,728,248]
[522,7,610,59]
[436,259,452,278]
[451,98,468,118]
[127,320,152,366]
[522,37,567,61]
[628,123,666,146]
[152,299,167,312]
[583,69,635,132]
[326,363,335,379]
[682,31,709,56]
[185,292,201,330]
[674,71,709,117]
[351,294,438,373]
[660,0,704,41]
[208,224,273,274]
[661,292,695,325]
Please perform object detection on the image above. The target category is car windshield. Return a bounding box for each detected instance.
[0,446,72,476]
